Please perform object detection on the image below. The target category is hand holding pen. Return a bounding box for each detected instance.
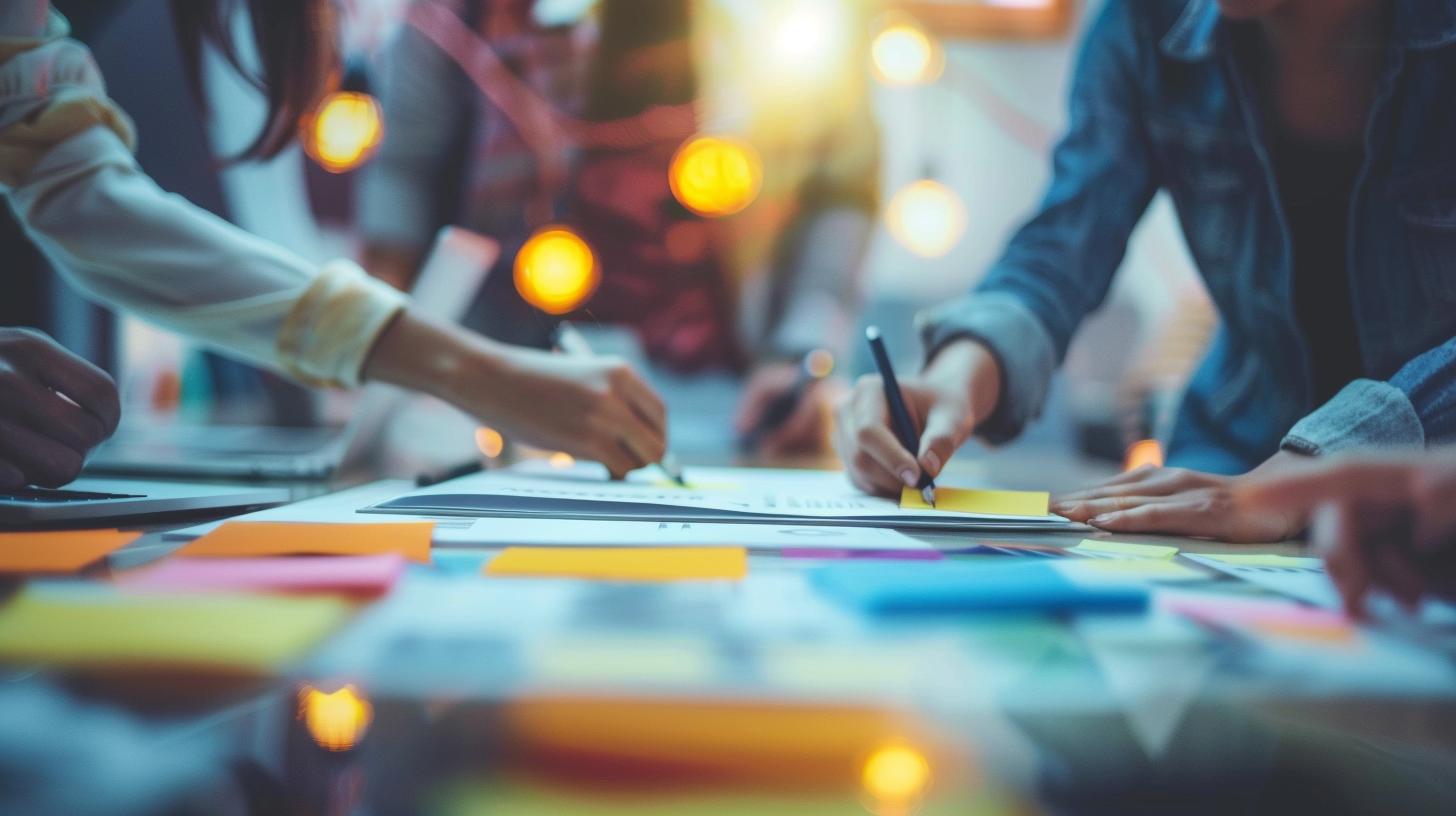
[834,333,1004,500]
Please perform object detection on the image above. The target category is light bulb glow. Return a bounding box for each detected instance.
[549,452,576,469]
[475,427,505,458]
[302,91,384,173]
[885,179,967,258]
[298,684,373,752]
[862,744,932,805]
[871,21,942,86]
[669,136,763,218]
[1124,439,1165,471]
[514,226,599,315]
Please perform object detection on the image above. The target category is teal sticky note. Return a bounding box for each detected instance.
[811,561,1148,615]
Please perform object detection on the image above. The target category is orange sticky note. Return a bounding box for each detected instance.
[177,522,432,564]
[485,547,747,581]
[0,529,139,573]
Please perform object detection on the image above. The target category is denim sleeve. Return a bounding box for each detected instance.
[919,0,1158,443]
[1282,336,1456,455]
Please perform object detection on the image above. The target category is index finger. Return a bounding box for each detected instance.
[20,342,121,436]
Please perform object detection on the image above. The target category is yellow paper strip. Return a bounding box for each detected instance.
[1200,553,1322,569]
[1071,539,1179,560]
[178,521,433,563]
[485,547,747,581]
[899,486,1050,517]
[0,529,139,573]
[1073,559,1205,582]
[0,588,352,672]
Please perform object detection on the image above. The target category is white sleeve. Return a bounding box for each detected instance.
[0,32,406,388]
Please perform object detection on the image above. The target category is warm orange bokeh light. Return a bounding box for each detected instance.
[548,452,576,469]
[871,17,943,87]
[862,743,932,806]
[885,179,967,258]
[298,684,373,752]
[514,226,600,315]
[301,91,384,173]
[475,427,505,458]
[806,348,836,379]
[1123,439,1165,471]
[669,135,763,218]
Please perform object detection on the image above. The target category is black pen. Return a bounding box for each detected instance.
[865,326,936,507]
[416,459,485,487]
[553,322,688,487]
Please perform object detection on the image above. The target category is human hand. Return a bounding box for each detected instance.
[0,328,120,488]
[1240,453,1456,618]
[733,362,838,456]
[1050,451,1310,542]
[832,338,1001,496]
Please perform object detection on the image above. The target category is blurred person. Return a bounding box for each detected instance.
[1242,450,1456,618]
[0,0,667,485]
[836,0,1456,539]
[358,0,879,456]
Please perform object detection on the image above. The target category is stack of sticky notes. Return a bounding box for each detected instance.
[485,547,747,581]
[0,529,140,574]
[176,521,433,563]
[0,586,353,674]
[118,554,406,597]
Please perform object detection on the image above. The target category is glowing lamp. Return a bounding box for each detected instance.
[301,91,384,174]
[871,17,943,86]
[514,226,599,315]
[669,135,763,218]
[298,684,373,752]
[1123,439,1165,471]
[862,744,932,805]
[475,427,505,458]
[885,179,967,258]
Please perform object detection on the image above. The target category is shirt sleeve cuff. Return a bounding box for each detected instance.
[277,259,408,388]
[917,291,1056,445]
[1281,378,1425,456]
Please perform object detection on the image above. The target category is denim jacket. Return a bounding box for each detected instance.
[920,0,1456,474]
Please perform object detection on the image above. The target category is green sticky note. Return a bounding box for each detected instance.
[1071,539,1179,560]
[0,587,352,673]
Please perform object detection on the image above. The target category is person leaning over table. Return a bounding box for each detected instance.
[0,0,668,489]
[836,0,1456,542]
[1241,449,1456,618]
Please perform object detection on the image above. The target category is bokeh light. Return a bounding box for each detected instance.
[871,17,943,86]
[514,226,600,315]
[669,136,763,218]
[1123,439,1165,471]
[301,91,384,173]
[806,349,835,378]
[475,427,505,458]
[885,179,968,258]
[767,0,846,79]
[862,744,932,806]
[299,684,373,752]
[549,452,576,469]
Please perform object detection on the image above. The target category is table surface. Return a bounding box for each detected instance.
[15,446,1456,814]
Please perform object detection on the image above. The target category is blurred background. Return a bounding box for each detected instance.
[10,0,1213,473]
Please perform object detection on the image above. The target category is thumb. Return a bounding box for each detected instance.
[917,402,966,480]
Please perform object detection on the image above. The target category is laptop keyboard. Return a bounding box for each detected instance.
[0,487,146,503]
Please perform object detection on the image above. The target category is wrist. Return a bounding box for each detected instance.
[925,337,1003,425]
[362,310,506,405]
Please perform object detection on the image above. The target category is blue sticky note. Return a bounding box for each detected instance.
[811,561,1148,615]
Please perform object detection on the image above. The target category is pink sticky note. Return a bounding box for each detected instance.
[117,554,407,597]
[1160,593,1352,641]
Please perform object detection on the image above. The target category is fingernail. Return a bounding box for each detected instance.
[922,451,941,475]
[1090,514,1115,526]
[899,468,919,487]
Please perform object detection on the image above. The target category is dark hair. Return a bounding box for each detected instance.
[170,0,336,161]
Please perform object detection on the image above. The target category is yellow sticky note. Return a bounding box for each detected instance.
[0,529,139,573]
[1074,559,1205,582]
[178,521,433,563]
[0,588,352,673]
[1071,539,1179,559]
[900,486,1049,517]
[1201,553,1321,569]
[485,547,747,581]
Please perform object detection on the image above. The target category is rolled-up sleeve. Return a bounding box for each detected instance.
[916,0,1157,444]
[0,19,405,387]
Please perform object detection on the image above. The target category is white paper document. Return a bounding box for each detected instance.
[165,478,933,551]
[360,464,1077,531]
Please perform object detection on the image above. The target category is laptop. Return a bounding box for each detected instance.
[0,479,290,525]
[86,228,498,480]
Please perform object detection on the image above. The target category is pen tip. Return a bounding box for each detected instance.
[921,486,936,508]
